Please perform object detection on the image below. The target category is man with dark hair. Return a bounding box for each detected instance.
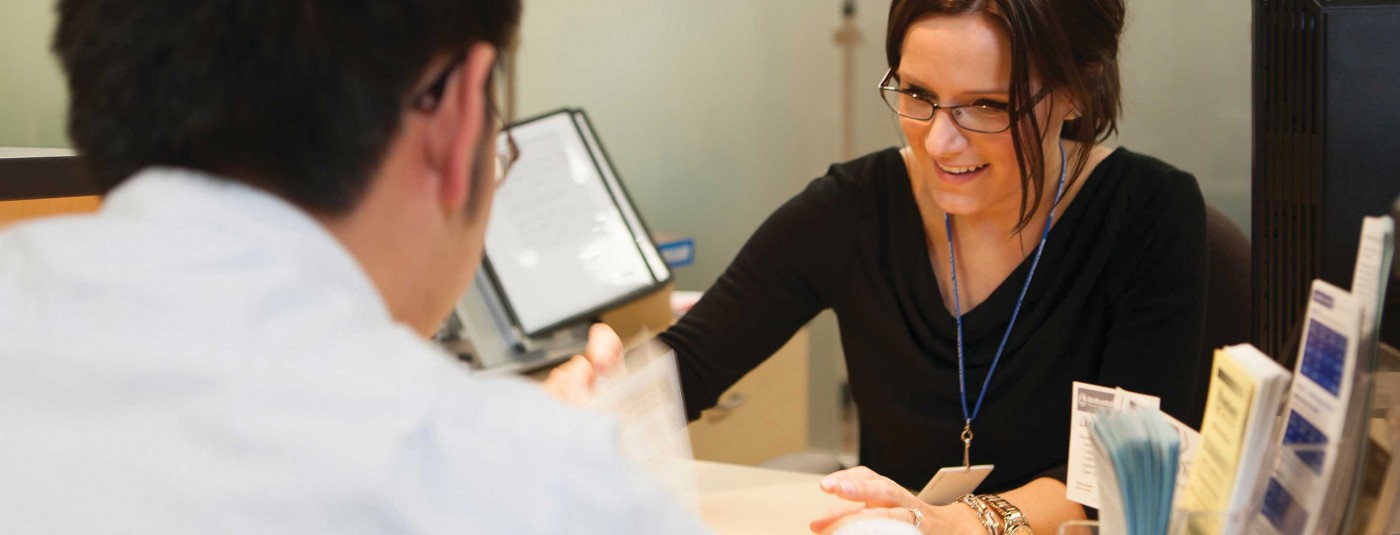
[0,1,706,532]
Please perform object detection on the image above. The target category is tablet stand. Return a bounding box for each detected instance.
[442,270,590,375]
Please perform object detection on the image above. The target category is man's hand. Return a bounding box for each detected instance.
[541,323,623,405]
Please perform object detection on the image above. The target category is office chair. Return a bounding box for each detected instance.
[1188,203,1252,429]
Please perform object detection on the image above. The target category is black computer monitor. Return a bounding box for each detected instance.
[0,149,91,201]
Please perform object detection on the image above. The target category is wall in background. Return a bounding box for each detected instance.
[514,0,867,293]
[1117,0,1252,232]
[0,1,67,148]
[511,0,885,452]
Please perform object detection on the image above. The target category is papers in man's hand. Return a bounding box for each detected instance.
[1089,405,1182,535]
[1067,383,1200,510]
[1177,344,1290,533]
[589,349,698,507]
[1255,280,1365,535]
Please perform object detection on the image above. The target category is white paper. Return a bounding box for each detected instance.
[1065,382,1161,508]
[1351,216,1394,363]
[1166,412,1202,506]
[589,351,698,507]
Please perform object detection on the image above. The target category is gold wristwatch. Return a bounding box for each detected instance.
[978,494,1032,534]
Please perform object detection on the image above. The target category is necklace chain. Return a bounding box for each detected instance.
[947,142,1069,462]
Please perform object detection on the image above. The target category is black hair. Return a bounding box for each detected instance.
[54,0,521,215]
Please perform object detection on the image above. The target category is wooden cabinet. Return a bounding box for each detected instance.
[687,329,809,466]
[599,286,810,466]
[0,196,101,228]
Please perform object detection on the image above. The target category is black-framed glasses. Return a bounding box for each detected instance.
[489,95,518,186]
[877,68,1050,134]
[411,54,519,186]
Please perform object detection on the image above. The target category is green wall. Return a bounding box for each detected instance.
[0,0,67,148]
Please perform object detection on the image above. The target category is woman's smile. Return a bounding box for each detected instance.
[934,160,991,185]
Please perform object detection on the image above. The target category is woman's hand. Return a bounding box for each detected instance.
[809,466,983,535]
[540,323,623,405]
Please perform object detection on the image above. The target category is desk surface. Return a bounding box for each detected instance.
[694,460,851,535]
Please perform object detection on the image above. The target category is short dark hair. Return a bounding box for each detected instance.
[54,0,521,215]
[886,0,1124,231]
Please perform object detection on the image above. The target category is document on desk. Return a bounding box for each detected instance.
[1066,382,1200,510]
[589,350,698,507]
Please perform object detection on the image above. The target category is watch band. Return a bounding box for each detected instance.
[978,494,1032,534]
[957,493,1003,535]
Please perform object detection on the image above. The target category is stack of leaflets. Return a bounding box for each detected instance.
[1255,216,1394,535]
[1090,405,1182,535]
[1070,215,1394,535]
[1176,344,1291,534]
[1066,383,1201,512]
[1339,215,1396,533]
[1253,280,1364,535]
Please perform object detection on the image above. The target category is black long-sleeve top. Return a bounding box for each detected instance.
[660,146,1207,492]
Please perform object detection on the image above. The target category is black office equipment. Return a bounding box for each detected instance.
[0,149,89,201]
[1252,0,1400,363]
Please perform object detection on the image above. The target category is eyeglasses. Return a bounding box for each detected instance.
[412,54,519,186]
[877,69,1050,134]
[489,96,518,186]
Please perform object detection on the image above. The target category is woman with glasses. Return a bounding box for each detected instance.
[658,0,1206,533]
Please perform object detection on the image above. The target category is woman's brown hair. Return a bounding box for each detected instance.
[886,0,1124,231]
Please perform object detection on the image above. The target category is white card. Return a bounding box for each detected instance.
[917,464,995,505]
[1065,382,1161,509]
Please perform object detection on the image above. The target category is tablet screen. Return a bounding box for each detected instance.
[482,110,669,335]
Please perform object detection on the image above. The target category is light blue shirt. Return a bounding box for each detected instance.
[0,167,708,534]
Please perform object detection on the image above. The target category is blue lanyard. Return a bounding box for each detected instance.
[945,142,1068,453]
